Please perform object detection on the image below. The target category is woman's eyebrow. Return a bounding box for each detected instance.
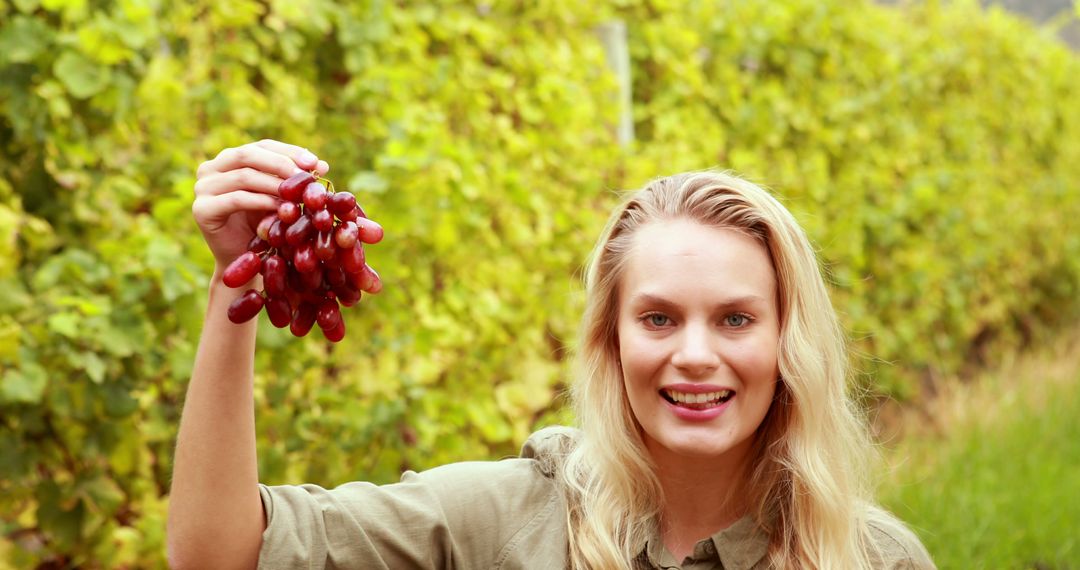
[629,293,768,311]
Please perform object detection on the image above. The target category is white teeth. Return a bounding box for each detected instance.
[665,389,733,404]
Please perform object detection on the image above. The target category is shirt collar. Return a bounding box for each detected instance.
[640,515,770,570]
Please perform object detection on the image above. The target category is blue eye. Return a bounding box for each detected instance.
[643,314,670,327]
[724,314,750,327]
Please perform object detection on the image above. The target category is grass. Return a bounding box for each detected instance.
[878,330,1080,569]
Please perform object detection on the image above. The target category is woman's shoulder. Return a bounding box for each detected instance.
[518,425,580,470]
[862,504,936,569]
[397,426,576,565]
[405,425,578,507]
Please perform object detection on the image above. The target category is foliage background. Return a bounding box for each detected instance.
[1,0,1078,567]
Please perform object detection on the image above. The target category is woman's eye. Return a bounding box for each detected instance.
[644,314,670,327]
[724,314,749,327]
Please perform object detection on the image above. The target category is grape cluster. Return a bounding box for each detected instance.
[221,171,383,342]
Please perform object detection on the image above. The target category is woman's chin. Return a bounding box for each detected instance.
[644,429,745,463]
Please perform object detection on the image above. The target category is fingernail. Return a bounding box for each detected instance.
[300,150,318,167]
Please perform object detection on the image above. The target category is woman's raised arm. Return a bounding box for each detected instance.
[167,140,328,570]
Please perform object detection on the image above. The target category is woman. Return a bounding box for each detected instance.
[168,140,934,569]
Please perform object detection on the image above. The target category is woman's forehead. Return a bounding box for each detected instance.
[618,220,777,310]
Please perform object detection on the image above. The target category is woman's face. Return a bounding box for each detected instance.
[617,218,780,466]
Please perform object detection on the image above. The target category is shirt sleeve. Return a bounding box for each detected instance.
[256,457,559,570]
[865,506,937,570]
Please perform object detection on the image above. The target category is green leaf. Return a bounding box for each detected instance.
[1,363,48,404]
[21,215,60,255]
[35,479,85,551]
[53,50,111,99]
[107,427,141,476]
[13,0,41,14]
[0,315,21,362]
[347,171,390,194]
[160,265,195,301]
[0,16,51,64]
[0,431,34,480]
[70,351,107,384]
[77,475,125,515]
[47,312,81,339]
[102,382,138,418]
[97,323,136,358]
[0,204,20,279]
[41,0,86,12]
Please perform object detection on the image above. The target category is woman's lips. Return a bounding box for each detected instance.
[660,390,736,421]
[660,387,735,406]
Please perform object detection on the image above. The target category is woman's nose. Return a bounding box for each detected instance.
[670,322,721,375]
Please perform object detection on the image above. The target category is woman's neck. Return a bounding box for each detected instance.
[648,440,753,561]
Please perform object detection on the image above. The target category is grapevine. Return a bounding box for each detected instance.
[220,170,383,342]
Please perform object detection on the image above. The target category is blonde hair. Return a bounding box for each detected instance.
[558,170,880,569]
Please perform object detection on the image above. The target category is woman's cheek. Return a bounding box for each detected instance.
[620,330,661,381]
[728,334,778,376]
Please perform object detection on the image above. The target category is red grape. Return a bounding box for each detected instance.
[334,221,358,249]
[290,302,318,337]
[247,236,270,255]
[262,254,287,297]
[316,298,342,330]
[227,289,265,323]
[302,182,328,211]
[278,201,301,224]
[338,207,358,223]
[357,264,381,294]
[312,209,334,232]
[222,251,262,288]
[294,243,319,273]
[340,241,366,274]
[265,296,292,328]
[280,171,314,203]
[285,214,313,246]
[328,191,357,217]
[256,214,276,241]
[334,284,362,307]
[267,219,287,248]
[357,218,384,244]
[322,319,345,343]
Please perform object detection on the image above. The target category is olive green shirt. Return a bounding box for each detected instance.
[257,427,934,569]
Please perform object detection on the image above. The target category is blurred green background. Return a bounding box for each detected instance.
[2,0,1079,567]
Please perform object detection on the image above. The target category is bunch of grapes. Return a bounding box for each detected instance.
[221,171,383,342]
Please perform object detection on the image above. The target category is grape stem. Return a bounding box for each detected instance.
[315,173,335,193]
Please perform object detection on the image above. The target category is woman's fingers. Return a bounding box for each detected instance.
[199,143,306,181]
[252,139,329,175]
[192,191,281,231]
[193,168,287,198]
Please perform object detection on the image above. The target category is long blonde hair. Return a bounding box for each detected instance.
[558,171,879,569]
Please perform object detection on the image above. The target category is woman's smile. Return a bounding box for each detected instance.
[658,383,736,421]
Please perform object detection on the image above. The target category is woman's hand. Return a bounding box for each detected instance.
[192,139,330,272]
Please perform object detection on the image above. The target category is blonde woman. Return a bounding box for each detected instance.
[169,140,934,569]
